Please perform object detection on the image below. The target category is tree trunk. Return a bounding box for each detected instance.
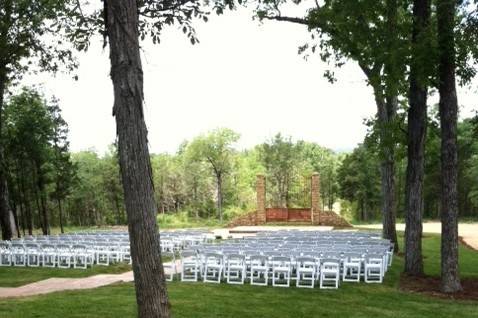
[58,199,65,234]
[193,183,199,220]
[105,0,171,317]
[19,164,33,235]
[10,199,20,238]
[437,0,462,293]
[216,173,223,221]
[18,197,25,236]
[404,0,430,276]
[0,74,15,240]
[376,92,399,252]
[114,193,122,225]
[35,162,49,235]
[380,0,400,252]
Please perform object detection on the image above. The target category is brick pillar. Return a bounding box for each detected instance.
[311,172,321,224]
[256,174,266,224]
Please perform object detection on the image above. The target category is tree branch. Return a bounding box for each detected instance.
[262,15,309,26]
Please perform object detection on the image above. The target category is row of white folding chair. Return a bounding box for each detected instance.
[191,248,386,285]
[180,251,348,288]
[0,242,131,268]
[0,243,92,268]
[196,245,389,271]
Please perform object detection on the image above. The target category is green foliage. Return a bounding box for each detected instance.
[0,0,79,86]
[70,0,237,51]
[157,211,224,229]
[3,88,76,234]
[339,111,478,221]
[337,143,381,222]
[67,148,125,227]
[258,134,306,208]
[187,128,240,220]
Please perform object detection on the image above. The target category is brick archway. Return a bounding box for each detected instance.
[256,173,321,224]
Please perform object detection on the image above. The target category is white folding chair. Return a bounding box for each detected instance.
[320,259,340,289]
[72,244,89,269]
[95,243,110,266]
[162,251,176,282]
[203,253,224,283]
[57,244,72,268]
[26,243,41,267]
[181,250,200,282]
[0,242,12,266]
[226,254,246,285]
[271,256,292,287]
[364,254,383,283]
[12,243,26,267]
[296,256,317,288]
[250,255,268,286]
[41,244,57,267]
[342,253,362,282]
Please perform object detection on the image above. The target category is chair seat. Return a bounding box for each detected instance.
[298,267,315,273]
[251,266,267,270]
[322,268,339,273]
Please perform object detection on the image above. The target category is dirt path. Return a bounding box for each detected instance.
[0,260,181,299]
[355,222,478,250]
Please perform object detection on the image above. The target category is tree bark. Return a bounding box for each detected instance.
[10,199,20,238]
[404,0,430,276]
[113,193,122,225]
[380,0,399,252]
[58,198,64,234]
[437,0,462,293]
[0,2,15,241]
[105,0,171,317]
[375,92,399,252]
[19,163,33,235]
[0,72,15,240]
[33,184,43,231]
[35,162,49,235]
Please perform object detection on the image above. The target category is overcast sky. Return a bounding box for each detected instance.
[23,7,477,155]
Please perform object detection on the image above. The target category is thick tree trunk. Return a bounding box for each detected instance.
[404,0,430,276]
[0,74,15,240]
[105,1,171,317]
[437,0,462,293]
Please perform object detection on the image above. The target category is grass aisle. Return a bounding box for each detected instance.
[0,235,476,318]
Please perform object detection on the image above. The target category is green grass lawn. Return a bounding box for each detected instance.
[0,234,476,318]
[0,263,131,287]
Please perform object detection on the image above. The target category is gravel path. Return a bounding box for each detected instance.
[355,222,478,250]
[0,260,180,299]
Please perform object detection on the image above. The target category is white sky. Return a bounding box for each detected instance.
[23,8,477,155]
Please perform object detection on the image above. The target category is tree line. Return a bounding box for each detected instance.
[1,96,345,234]
[3,90,477,237]
[338,109,478,222]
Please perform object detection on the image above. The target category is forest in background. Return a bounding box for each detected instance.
[3,87,477,235]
